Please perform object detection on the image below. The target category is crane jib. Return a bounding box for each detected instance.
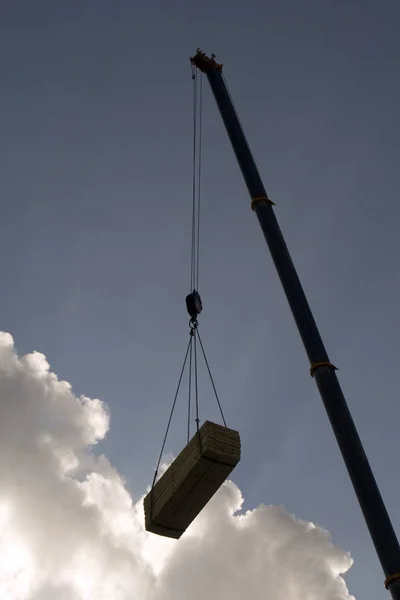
[190,49,400,600]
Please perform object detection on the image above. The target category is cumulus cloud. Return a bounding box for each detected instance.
[0,332,354,600]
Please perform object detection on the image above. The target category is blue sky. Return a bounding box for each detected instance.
[1,1,400,598]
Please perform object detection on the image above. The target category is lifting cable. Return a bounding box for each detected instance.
[151,66,227,488]
[190,65,202,293]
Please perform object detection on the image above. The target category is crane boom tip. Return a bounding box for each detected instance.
[190,49,223,73]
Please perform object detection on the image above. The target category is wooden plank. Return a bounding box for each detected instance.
[144,421,241,538]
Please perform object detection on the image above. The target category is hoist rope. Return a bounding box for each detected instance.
[152,337,192,488]
[187,66,203,441]
[187,331,193,443]
[190,68,203,292]
[187,322,225,441]
[187,66,227,437]
[151,66,227,487]
[190,71,197,292]
[196,73,203,291]
[194,327,200,430]
[197,328,227,428]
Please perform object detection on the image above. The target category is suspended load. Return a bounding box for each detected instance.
[144,60,241,539]
[144,420,241,539]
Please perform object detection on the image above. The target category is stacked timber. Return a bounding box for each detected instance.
[144,420,241,539]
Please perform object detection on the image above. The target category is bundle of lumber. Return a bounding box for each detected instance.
[144,420,241,539]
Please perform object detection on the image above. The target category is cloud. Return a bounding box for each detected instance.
[0,332,354,600]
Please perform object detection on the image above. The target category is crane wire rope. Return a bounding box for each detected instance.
[190,71,197,292]
[152,337,192,488]
[151,65,227,487]
[187,67,204,440]
[187,65,202,441]
[196,72,203,291]
[190,66,203,292]
[187,329,193,443]
[194,324,200,431]
[197,328,227,428]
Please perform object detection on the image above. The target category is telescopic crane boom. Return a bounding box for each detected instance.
[190,49,400,599]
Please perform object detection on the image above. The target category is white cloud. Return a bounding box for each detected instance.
[0,332,354,600]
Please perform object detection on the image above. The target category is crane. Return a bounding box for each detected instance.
[190,49,400,600]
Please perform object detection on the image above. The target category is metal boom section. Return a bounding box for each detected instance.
[190,49,400,598]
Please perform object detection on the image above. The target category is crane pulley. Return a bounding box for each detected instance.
[186,289,202,322]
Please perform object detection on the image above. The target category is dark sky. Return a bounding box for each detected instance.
[1,1,400,598]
